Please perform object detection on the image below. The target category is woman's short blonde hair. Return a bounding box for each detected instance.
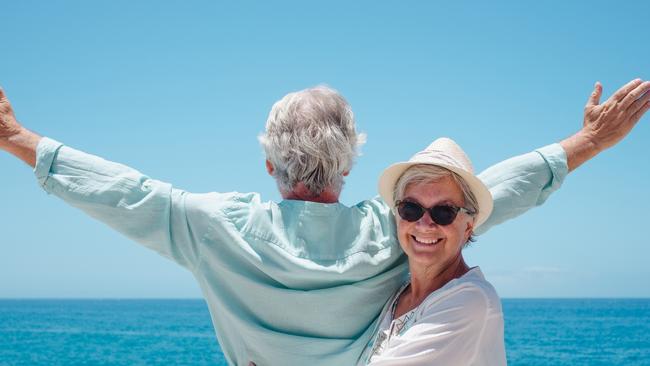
[393,164,479,245]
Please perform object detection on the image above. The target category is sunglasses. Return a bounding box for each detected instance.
[395,200,475,225]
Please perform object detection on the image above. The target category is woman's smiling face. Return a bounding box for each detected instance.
[396,176,475,273]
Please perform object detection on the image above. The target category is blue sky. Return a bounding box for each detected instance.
[1,0,649,298]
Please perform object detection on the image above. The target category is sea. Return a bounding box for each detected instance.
[0,299,648,366]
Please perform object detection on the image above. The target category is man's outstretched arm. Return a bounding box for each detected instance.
[0,87,201,271]
[476,79,650,235]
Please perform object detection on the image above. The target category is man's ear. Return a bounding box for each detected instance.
[265,160,274,176]
[343,170,350,177]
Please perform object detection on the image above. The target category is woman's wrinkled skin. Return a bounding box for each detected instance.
[393,176,474,319]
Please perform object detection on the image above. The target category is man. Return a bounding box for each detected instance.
[1,80,648,365]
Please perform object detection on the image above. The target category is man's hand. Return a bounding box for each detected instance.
[562,79,650,171]
[0,87,42,167]
[583,79,650,151]
[0,87,23,140]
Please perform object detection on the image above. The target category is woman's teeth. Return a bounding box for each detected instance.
[413,236,441,245]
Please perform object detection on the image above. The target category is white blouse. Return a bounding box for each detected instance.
[358,267,507,366]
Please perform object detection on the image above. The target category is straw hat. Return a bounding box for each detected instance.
[378,137,493,228]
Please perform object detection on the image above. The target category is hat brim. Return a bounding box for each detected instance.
[378,161,493,228]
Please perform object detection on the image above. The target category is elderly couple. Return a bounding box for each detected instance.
[1,79,649,365]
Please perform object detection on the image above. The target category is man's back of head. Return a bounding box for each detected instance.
[259,86,366,200]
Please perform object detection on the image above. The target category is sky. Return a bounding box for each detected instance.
[1,0,649,298]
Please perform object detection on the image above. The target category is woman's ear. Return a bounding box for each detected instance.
[464,219,475,242]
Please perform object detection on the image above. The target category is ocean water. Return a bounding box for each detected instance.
[503,299,650,365]
[0,299,648,365]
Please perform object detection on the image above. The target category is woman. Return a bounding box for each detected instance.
[358,137,505,365]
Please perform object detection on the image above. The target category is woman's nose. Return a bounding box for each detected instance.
[416,211,438,227]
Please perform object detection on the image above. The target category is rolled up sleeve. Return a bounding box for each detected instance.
[33,137,200,271]
[34,137,64,188]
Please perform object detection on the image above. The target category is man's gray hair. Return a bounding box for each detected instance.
[259,86,366,195]
[393,164,479,245]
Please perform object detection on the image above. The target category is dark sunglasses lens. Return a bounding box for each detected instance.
[397,202,424,222]
[431,205,459,225]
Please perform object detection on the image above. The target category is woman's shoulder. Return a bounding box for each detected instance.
[418,267,502,319]
[458,267,500,301]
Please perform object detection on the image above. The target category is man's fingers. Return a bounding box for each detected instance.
[631,100,650,124]
[621,81,650,110]
[627,87,650,115]
[606,78,643,105]
[586,82,602,107]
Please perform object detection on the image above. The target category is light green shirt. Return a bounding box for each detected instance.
[34,138,567,366]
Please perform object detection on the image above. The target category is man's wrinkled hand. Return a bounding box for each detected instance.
[0,87,23,140]
[582,78,650,152]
